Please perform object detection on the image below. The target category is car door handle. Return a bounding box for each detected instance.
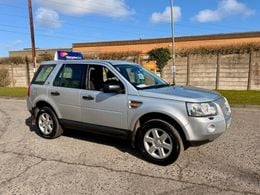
[82,95,94,100]
[50,91,60,96]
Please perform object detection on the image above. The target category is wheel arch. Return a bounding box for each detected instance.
[132,112,188,149]
[34,101,60,119]
[34,101,64,138]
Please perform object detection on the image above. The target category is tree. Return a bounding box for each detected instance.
[148,47,171,78]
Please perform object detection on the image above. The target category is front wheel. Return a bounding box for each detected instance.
[137,119,184,165]
[36,107,63,139]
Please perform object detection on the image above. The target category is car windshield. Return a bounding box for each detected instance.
[114,64,169,89]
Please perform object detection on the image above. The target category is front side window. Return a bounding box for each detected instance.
[53,64,85,89]
[114,64,169,89]
[87,65,123,91]
[32,64,55,85]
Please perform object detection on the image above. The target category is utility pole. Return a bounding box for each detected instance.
[27,0,36,71]
[170,0,176,84]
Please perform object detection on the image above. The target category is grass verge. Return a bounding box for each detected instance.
[0,87,27,98]
[218,90,260,105]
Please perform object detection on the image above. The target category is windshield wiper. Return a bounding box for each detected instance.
[155,83,170,88]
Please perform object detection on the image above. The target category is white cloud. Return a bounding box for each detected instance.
[35,0,134,18]
[36,8,62,28]
[151,6,181,23]
[193,0,255,23]
[194,9,220,23]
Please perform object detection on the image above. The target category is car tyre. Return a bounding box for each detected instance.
[137,119,183,165]
[36,106,63,139]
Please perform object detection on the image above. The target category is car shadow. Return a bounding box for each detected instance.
[25,116,37,132]
[25,116,143,161]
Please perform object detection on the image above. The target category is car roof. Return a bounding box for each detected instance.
[40,60,139,66]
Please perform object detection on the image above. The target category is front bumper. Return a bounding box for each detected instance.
[184,97,231,146]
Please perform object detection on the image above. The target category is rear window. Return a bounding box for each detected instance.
[31,64,55,85]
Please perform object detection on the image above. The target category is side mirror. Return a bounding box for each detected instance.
[103,83,124,93]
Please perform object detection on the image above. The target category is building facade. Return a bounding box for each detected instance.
[73,32,260,56]
[9,48,71,58]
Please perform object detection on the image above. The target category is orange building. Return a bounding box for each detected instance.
[73,32,260,55]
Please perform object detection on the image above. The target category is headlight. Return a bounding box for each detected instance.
[224,97,231,115]
[186,102,218,117]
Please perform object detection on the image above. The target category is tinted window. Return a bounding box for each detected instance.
[53,64,86,89]
[32,65,55,85]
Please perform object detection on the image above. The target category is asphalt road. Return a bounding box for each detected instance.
[0,98,259,195]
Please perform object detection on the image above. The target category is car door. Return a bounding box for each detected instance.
[48,63,86,122]
[80,64,128,130]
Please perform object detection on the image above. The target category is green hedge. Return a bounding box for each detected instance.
[178,42,260,56]
[0,87,27,97]
[218,90,260,105]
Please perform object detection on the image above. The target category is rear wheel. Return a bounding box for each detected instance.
[137,119,183,165]
[36,107,63,139]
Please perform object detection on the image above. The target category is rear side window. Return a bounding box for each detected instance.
[53,64,86,89]
[32,65,55,85]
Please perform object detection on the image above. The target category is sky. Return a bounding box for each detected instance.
[0,0,259,57]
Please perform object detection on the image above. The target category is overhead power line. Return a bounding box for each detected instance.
[0,1,255,35]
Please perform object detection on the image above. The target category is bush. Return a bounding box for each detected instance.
[0,69,11,87]
[148,48,171,77]
[177,42,260,57]
[38,54,53,62]
[84,51,141,60]
[0,57,25,64]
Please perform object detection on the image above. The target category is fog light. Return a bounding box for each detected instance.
[208,124,216,133]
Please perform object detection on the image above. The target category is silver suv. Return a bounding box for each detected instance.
[27,60,231,165]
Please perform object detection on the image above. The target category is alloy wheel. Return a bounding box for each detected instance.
[38,113,54,135]
[143,128,173,159]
